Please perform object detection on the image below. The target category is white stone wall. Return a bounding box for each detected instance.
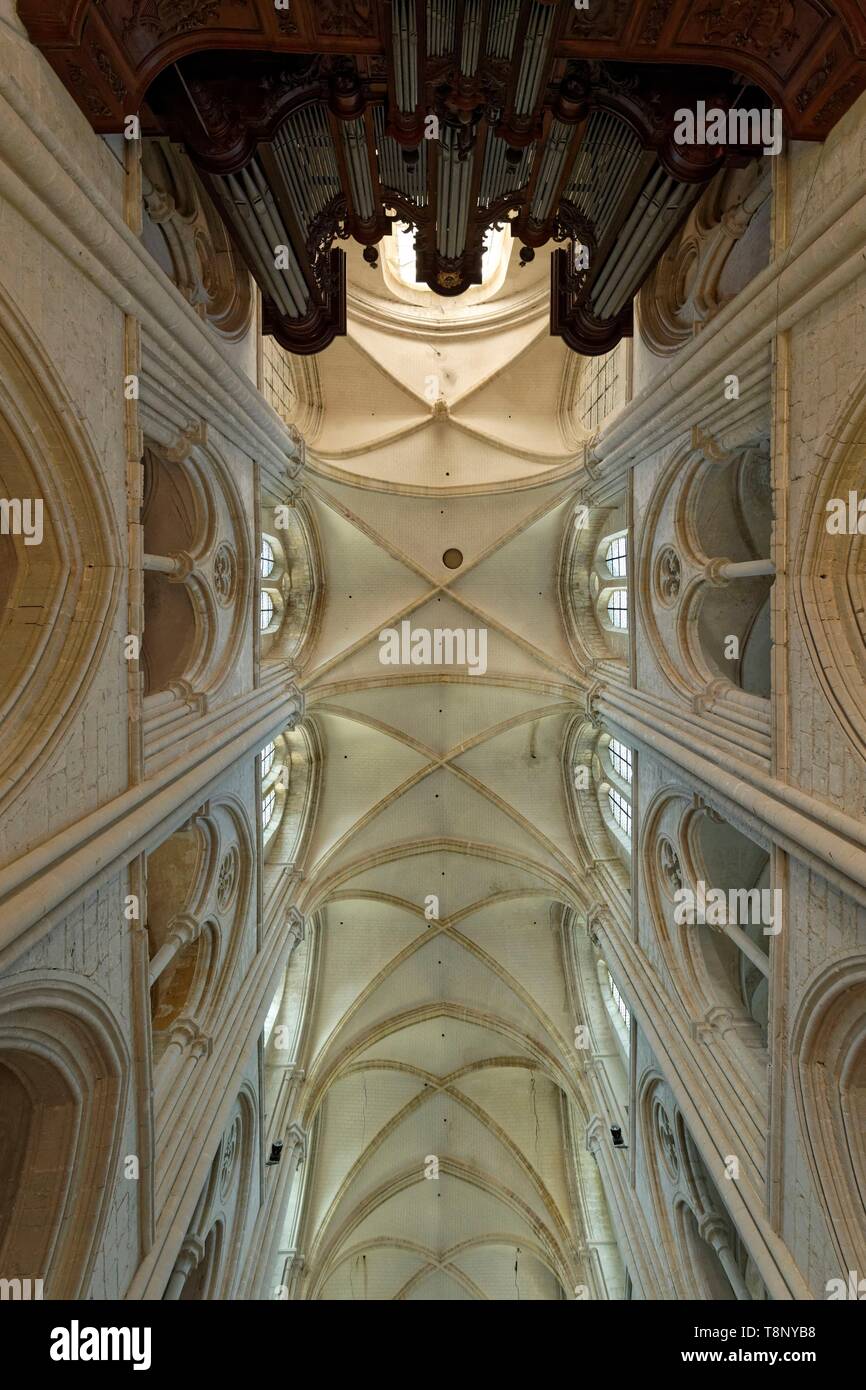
[590,91,866,1301]
[0,7,300,1301]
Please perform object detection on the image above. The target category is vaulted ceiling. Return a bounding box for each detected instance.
[286,244,607,1298]
[19,0,860,1301]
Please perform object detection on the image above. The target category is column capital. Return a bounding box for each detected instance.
[285,687,306,730]
[162,419,208,464]
[286,907,306,951]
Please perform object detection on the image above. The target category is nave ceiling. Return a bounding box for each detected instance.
[277,245,612,1298]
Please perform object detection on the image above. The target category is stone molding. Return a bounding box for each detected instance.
[0,73,299,478]
[0,681,303,970]
[596,167,866,472]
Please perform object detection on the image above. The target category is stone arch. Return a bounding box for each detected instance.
[638,1073,762,1300]
[141,436,253,716]
[306,1158,575,1301]
[142,443,213,557]
[146,817,212,1061]
[565,716,631,883]
[796,372,866,759]
[179,1221,224,1301]
[637,159,771,355]
[262,715,320,887]
[150,924,220,1065]
[259,494,323,670]
[141,138,253,341]
[0,282,121,829]
[790,955,866,1274]
[638,441,772,706]
[141,444,214,697]
[0,976,128,1298]
[681,446,772,697]
[164,1084,258,1300]
[559,495,629,672]
[141,577,203,696]
[640,789,770,1105]
[675,1201,739,1299]
[681,807,771,1051]
[640,788,697,1007]
[147,797,255,1072]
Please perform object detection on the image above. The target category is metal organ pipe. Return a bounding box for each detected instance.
[589,166,667,316]
[529,118,572,223]
[273,106,340,233]
[486,0,521,61]
[479,133,533,207]
[593,174,700,319]
[460,0,483,76]
[607,181,701,315]
[437,125,473,258]
[342,118,375,221]
[427,0,456,57]
[514,1,555,117]
[373,105,428,205]
[564,111,643,249]
[222,171,308,317]
[392,0,418,112]
[245,162,311,311]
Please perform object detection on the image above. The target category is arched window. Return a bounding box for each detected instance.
[260,741,276,778]
[257,525,284,644]
[257,511,318,660]
[605,535,627,578]
[260,538,275,579]
[575,347,621,431]
[263,984,281,1049]
[260,733,292,857]
[567,507,629,667]
[609,739,632,784]
[258,528,285,642]
[607,968,631,1031]
[608,788,632,838]
[607,590,628,630]
[595,954,631,1065]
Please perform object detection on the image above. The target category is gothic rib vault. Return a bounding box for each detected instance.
[5,0,866,1316]
[282,242,613,1300]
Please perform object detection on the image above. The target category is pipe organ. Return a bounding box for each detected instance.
[21,0,866,355]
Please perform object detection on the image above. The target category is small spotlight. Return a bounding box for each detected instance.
[610,1126,627,1149]
[267,1141,284,1165]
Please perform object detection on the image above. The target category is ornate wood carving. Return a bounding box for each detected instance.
[19,0,866,354]
[121,0,246,40]
[17,1,866,139]
[260,253,347,355]
[314,0,376,39]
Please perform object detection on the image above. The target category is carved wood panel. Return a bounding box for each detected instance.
[17,0,866,138]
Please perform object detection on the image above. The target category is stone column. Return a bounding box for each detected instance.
[148,913,201,988]
[706,557,776,582]
[142,551,193,579]
[700,1214,752,1300]
[163,1234,206,1301]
